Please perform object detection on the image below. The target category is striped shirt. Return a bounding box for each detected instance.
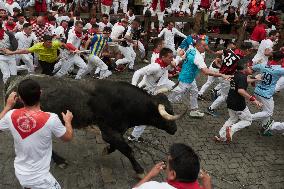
[90,34,112,57]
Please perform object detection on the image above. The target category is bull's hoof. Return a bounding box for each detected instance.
[136,172,146,179]
[57,162,68,169]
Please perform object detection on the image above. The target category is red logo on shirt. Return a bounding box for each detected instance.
[11,108,50,139]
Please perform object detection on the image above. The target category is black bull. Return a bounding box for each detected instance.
[4,75,184,175]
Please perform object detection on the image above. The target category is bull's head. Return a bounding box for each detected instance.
[153,94,186,135]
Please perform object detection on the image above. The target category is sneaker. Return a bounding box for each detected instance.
[206,107,218,117]
[128,135,144,143]
[262,120,274,135]
[189,110,204,118]
[213,136,221,142]
[143,59,149,63]
[198,94,206,101]
[226,127,232,143]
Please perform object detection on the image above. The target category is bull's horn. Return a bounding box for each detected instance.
[158,104,183,121]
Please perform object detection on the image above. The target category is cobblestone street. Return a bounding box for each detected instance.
[0,60,283,189]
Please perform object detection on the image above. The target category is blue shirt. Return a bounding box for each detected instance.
[179,35,209,51]
[253,63,284,99]
[90,34,112,56]
[179,48,200,84]
[179,35,194,50]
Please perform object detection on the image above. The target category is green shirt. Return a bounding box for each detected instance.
[28,40,61,63]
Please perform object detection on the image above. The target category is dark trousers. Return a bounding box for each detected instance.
[39,60,56,76]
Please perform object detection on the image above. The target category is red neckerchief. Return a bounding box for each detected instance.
[75,31,82,38]
[5,22,16,31]
[167,27,172,32]
[153,49,160,54]
[268,59,284,67]
[0,29,5,40]
[6,0,13,5]
[167,180,203,189]
[234,49,245,58]
[155,58,168,68]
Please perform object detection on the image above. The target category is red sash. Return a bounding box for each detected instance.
[11,108,50,139]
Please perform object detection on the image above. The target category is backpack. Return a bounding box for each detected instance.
[5,31,18,51]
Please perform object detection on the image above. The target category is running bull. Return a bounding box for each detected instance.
[4,75,184,176]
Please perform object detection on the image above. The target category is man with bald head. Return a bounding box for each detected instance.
[32,16,53,42]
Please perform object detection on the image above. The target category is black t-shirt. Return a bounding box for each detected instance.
[227,71,248,111]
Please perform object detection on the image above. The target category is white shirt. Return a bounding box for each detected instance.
[55,15,70,25]
[133,181,176,189]
[0,110,66,186]
[98,22,113,32]
[151,51,159,64]
[15,21,28,32]
[67,32,83,48]
[15,31,38,49]
[110,22,126,40]
[132,62,175,94]
[252,38,274,64]
[194,49,207,69]
[158,28,186,47]
[0,32,11,49]
[52,25,66,39]
[126,12,136,24]
[5,2,21,15]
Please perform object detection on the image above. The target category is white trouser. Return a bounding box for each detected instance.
[17,172,61,189]
[86,55,112,79]
[137,41,146,59]
[34,53,39,67]
[270,122,284,134]
[276,76,284,92]
[192,0,201,16]
[0,55,17,83]
[209,78,230,110]
[198,66,219,96]
[181,0,193,14]
[116,46,136,69]
[151,9,165,29]
[101,4,111,14]
[55,55,87,79]
[171,0,182,12]
[240,3,249,15]
[16,54,34,73]
[120,0,128,13]
[231,0,240,8]
[251,95,274,126]
[219,107,252,141]
[79,55,111,79]
[112,1,119,14]
[168,80,199,110]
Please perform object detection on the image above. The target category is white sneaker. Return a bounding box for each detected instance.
[190,110,204,118]
[143,59,149,63]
